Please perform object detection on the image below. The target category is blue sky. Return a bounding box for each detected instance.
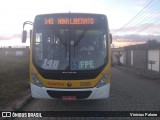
[0,0,160,47]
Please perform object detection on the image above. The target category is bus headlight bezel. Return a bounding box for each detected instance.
[95,73,108,88]
[31,73,44,87]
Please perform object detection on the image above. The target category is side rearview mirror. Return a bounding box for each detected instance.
[110,33,112,44]
[22,30,27,43]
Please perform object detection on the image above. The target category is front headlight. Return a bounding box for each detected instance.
[95,73,108,88]
[31,73,44,87]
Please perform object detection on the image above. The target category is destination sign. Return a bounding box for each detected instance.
[44,17,96,25]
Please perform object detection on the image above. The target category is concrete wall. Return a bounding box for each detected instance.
[16,51,24,56]
[122,51,126,65]
[148,50,160,72]
[133,50,147,69]
[126,50,131,66]
[117,44,160,78]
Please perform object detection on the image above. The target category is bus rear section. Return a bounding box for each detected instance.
[23,13,112,100]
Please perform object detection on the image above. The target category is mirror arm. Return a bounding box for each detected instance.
[22,21,33,43]
[23,21,33,30]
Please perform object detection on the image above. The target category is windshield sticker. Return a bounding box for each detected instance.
[42,59,59,70]
[72,60,94,70]
[72,61,79,69]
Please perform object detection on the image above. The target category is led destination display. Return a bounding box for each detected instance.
[44,17,96,25]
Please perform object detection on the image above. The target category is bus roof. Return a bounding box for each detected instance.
[35,13,107,18]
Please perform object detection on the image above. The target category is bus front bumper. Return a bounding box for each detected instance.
[30,83,110,100]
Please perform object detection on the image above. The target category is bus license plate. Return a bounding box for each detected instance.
[62,96,77,101]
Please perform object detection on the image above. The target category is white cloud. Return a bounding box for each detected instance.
[0,0,160,47]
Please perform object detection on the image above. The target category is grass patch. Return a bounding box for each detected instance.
[0,55,29,108]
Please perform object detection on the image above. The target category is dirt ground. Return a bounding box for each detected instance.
[0,55,29,108]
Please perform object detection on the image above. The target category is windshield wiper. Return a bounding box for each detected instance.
[74,30,87,46]
[55,31,66,46]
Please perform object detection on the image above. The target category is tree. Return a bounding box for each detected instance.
[146,39,158,48]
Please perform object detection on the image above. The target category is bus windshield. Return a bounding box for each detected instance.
[33,28,107,71]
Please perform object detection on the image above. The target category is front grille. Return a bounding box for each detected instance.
[47,90,92,99]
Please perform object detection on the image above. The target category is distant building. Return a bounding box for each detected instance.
[111,42,160,78]
[124,43,160,72]
[0,47,29,56]
[111,47,125,65]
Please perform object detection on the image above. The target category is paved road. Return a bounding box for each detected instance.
[15,67,160,120]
